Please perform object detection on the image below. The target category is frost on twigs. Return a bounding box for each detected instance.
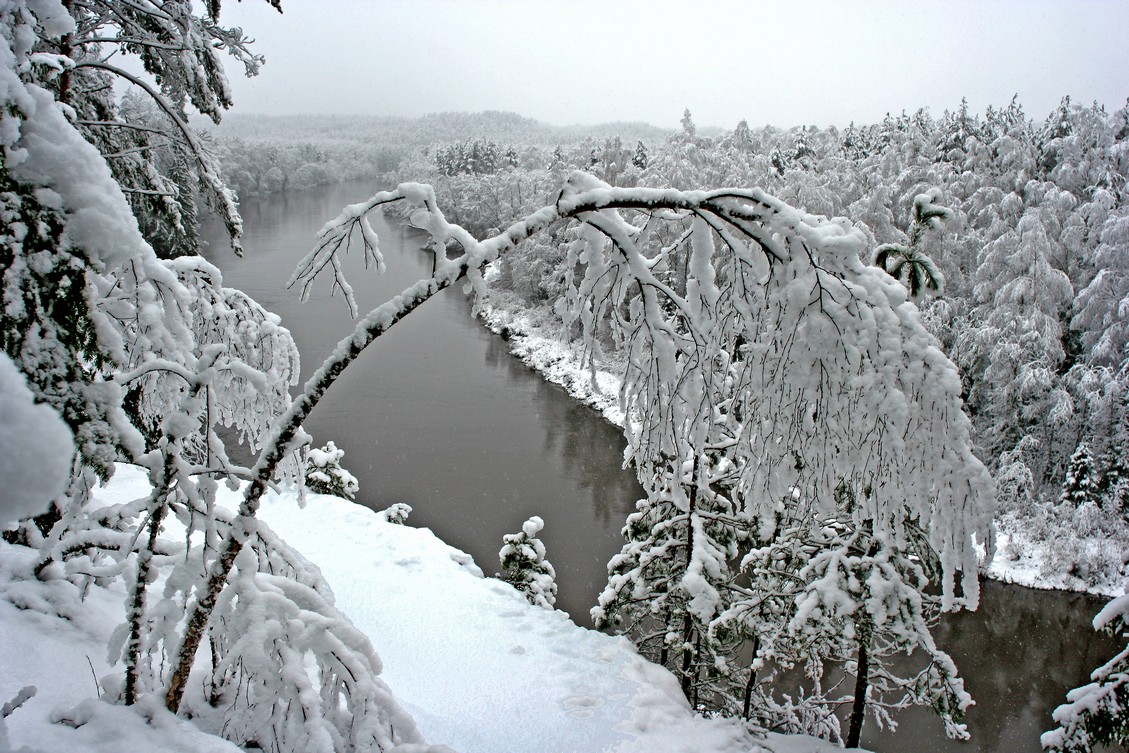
[289,184,451,319]
[498,516,558,609]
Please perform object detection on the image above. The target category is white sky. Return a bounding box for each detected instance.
[213,0,1129,129]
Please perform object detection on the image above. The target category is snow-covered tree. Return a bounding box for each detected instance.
[681,108,697,138]
[1060,442,1098,508]
[956,209,1075,486]
[632,139,650,170]
[380,502,412,525]
[304,440,360,499]
[783,522,971,747]
[0,4,450,752]
[873,188,951,300]
[498,515,558,609]
[1042,594,1129,752]
[276,169,992,731]
[38,0,273,257]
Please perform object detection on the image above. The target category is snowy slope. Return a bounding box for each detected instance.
[0,544,243,753]
[1,466,856,753]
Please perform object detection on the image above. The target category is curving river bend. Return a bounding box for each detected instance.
[203,180,1121,753]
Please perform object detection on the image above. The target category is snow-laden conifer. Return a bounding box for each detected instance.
[1061,442,1098,508]
[380,502,412,525]
[304,441,360,500]
[498,516,557,609]
[1042,594,1129,752]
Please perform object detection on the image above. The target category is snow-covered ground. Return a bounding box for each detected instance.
[988,520,1128,598]
[478,289,1129,601]
[0,465,855,753]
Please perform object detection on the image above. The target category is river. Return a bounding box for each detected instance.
[202,180,1122,753]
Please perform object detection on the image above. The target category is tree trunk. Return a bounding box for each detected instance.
[678,455,700,701]
[742,635,761,720]
[846,626,871,749]
[124,500,167,704]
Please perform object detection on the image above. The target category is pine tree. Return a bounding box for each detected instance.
[498,516,558,609]
[380,503,412,525]
[1061,442,1098,507]
[304,441,360,499]
[632,140,650,170]
[681,108,697,138]
[873,188,951,300]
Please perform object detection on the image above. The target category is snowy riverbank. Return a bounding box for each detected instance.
[477,289,1129,601]
[1,465,854,753]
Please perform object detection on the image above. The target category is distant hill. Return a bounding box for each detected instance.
[200,110,673,148]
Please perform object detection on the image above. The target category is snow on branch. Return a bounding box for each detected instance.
[169,171,995,718]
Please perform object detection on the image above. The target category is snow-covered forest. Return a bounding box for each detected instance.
[384,101,1129,595]
[2,1,1128,753]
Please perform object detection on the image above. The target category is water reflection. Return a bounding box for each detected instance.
[863,580,1123,753]
[483,332,639,527]
[202,181,642,626]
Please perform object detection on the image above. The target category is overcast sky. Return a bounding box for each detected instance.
[213,0,1129,129]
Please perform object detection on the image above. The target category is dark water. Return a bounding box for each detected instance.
[862,580,1123,753]
[203,181,1122,753]
[201,180,643,626]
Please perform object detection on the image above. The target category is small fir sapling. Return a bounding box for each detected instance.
[498,516,558,609]
[304,441,360,499]
[380,503,412,525]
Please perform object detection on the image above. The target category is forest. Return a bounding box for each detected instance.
[1,1,1127,753]
[376,100,1129,594]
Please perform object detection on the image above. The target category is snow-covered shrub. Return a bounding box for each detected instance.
[197,524,428,753]
[78,490,437,753]
[995,448,1037,517]
[498,516,557,609]
[379,503,412,525]
[305,441,359,499]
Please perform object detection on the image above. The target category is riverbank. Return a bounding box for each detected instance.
[476,287,1129,601]
[0,465,850,753]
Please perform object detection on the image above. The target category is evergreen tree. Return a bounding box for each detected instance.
[498,516,557,609]
[873,188,951,300]
[380,503,412,525]
[681,108,697,138]
[1061,442,1098,507]
[632,139,650,170]
[304,441,360,499]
